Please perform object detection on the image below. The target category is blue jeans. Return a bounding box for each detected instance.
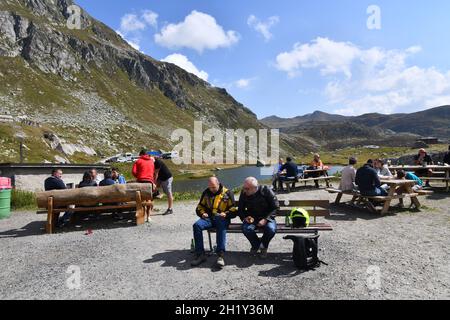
[193,216,229,254]
[362,187,388,197]
[242,220,277,250]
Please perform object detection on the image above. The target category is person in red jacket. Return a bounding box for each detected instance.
[132,149,155,184]
[132,149,155,222]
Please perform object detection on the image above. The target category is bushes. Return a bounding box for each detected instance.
[11,189,37,211]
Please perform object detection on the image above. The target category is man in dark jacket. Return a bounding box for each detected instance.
[277,157,299,192]
[191,177,237,268]
[355,161,388,196]
[99,170,116,186]
[238,177,279,258]
[443,145,450,165]
[44,168,67,191]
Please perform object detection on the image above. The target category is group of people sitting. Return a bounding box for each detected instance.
[272,154,329,191]
[191,176,279,269]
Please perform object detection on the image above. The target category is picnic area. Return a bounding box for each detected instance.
[0,187,448,300]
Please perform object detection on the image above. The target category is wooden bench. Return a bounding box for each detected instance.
[206,200,332,252]
[280,176,336,193]
[326,188,433,215]
[36,183,153,234]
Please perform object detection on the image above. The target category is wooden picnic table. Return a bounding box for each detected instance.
[388,165,450,192]
[380,179,420,214]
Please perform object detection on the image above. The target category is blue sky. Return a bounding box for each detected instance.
[76,0,450,119]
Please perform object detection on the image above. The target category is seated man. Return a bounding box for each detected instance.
[99,170,116,186]
[191,177,237,269]
[78,171,98,188]
[374,159,393,179]
[355,160,388,197]
[44,169,71,226]
[111,167,127,184]
[396,170,423,208]
[443,145,450,165]
[307,154,328,188]
[238,177,279,258]
[339,157,357,192]
[277,157,298,191]
[414,148,434,187]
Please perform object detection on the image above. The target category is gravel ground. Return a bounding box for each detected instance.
[0,188,449,300]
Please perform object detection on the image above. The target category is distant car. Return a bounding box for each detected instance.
[162,151,179,160]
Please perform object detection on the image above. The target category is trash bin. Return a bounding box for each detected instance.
[0,177,12,220]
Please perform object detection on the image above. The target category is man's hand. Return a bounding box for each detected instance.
[257,219,268,227]
[202,213,209,219]
[245,216,255,224]
[219,212,227,219]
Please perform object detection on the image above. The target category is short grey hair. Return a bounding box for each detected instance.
[244,177,258,188]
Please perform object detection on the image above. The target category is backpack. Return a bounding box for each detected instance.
[284,235,326,270]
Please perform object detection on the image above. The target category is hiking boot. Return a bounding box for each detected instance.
[260,247,268,259]
[163,209,174,216]
[216,253,225,268]
[191,253,207,267]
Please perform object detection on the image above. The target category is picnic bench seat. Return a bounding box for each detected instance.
[36,184,153,234]
[326,188,433,214]
[206,200,332,252]
[280,176,336,193]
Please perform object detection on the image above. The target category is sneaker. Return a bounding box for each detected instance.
[260,247,268,259]
[191,253,207,267]
[163,209,174,216]
[216,253,225,268]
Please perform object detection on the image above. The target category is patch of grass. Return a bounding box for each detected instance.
[11,189,37,211]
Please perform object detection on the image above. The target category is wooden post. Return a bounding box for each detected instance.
[46,197,54,234]
[135,191,145,226]
[381,188,395,215]
[406,184,421,209]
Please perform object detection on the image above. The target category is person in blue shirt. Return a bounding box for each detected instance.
[99,170,116,186]
[112,167,127,184]
[396,170,423,208]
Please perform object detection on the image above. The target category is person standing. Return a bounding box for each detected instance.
[443,145,450,165]
[154,158,174,216]
[238,177,279,259]
[132,150,155,222]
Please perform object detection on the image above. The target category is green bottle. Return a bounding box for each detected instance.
[285,215,290,227]
[190,239,195,253]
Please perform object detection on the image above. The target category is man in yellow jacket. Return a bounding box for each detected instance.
[191,177,237,269]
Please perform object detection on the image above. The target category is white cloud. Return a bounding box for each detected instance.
[154,10,239,53]
[162,53,209,81]
[276,37,360,78]
[120,14,146,33]
[142,10,158,28]
[247,15,279,41]
[236,78,251,88]
[276,37,450,115]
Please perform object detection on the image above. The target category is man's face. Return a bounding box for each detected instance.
[90,170,97,179]
[111,171,118,179]
[54,170,63,179]
[243,182,257,196]
[208,180,220,194]
[419,151,426,158]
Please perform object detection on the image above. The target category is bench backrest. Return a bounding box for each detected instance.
[277,200,330,223]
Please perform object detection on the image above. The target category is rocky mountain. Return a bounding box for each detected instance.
[0,0,279,163]
[262,106,450,149]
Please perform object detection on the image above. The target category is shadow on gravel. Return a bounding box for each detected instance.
[426,190,449,200]
[327,203,423,222]
[0,213,137,238]
[0,221,45,238]
[143,250,308,276]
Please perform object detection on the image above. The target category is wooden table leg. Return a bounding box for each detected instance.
[46,197,54,234]
[335,193,343,205]
[135,191,145,225]
[381,188,395,215]
[406,185,421,209]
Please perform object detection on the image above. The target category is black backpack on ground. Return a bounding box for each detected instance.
[284,235,326,270]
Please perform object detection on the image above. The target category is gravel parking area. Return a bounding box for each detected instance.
[0,189,449,300]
